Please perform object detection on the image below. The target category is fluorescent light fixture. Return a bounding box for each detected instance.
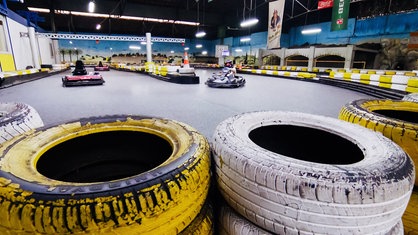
[170,50,175,53]
[240,37,251,42]
[129,45,141,50]
[96,24,101,30]
[202,51,208,55]
[196,44,202,48]
[240,18,259,27]
[184,47,190,51]
[301,28,322,34]
[235,49,243,52]
[28,7,199,26]
[88,1,95,13]
[195,30,206,38]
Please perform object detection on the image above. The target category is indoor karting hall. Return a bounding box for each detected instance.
[1,0,418,234]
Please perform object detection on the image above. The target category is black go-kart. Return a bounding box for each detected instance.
[205,68,245,88]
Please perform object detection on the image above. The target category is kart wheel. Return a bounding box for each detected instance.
[0,102,44,143]
[339,99,418,186]
[0,115,211,234]
[212,111,414,234]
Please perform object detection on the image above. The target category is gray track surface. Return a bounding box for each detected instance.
[0,68,372,138]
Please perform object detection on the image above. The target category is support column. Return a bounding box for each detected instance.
[146,32,152,63]
[308,46,315,71]
[344,45,354,69]
[28,27,40,69]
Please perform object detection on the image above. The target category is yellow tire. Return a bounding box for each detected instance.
[0,115,211,234]
[339,99,418,186]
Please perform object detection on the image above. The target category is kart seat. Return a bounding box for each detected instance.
[73,60,87,75]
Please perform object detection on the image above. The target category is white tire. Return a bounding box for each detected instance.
[219,202,272,235]
[402,93,418,102]
[212,111,414,235]
[0,102,44,143]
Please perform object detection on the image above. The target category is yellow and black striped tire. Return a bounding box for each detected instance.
[212,111,414,234]
[339,99,418,186]
[0,115,211,234]
[0,102,43,143]
[180,200,214,235]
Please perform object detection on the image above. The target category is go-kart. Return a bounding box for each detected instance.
[205,68,246,88]
[62,60,105,87]
[94,61,110,71]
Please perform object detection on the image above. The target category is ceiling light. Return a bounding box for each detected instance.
[184,47,190,51]
[301,28,322,34]
[195,30,206,38]
[202,51,207,55]
[88,1,95,13]
[129,45,141,50]
[235,49,243,52]
[196,44,202,48]
[95,24,101,30]
[240,18,259,27]
[240,37,251,42]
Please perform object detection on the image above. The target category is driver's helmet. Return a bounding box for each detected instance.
[224,60,233,68]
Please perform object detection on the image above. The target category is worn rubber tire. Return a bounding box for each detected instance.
[218,201,272,235]
[402,93,418,102]
[339,98,418,186]
[0,102,44,143]
[0,115,211,234]
[212,111,414,235]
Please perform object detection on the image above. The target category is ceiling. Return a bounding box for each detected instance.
[5,0,418,40]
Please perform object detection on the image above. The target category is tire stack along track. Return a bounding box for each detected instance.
[339,99,418,186]
[211,111,415,235]
[0,115,212,234]
[0,102,44,144]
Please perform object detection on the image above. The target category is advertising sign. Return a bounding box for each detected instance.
[331,0,350,31]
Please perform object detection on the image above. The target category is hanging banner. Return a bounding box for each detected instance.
[267,0,285,49]
[318,0,333,9]
[331,0,350,31]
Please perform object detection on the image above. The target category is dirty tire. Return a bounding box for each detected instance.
[212,111,414,235]
[0,115,211,234]
[339,98,418,186]
[402,93,418,102]
[218,201,272,235]
[180,201,214,235]
[0,102,44,143]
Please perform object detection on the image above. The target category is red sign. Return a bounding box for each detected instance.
[408,32,418,49]
[318,0,333,9]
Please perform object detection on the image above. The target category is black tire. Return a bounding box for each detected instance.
[0,102,44,143]
[339,98,418,186]
[0,115,211,234]
[212,111,414,234]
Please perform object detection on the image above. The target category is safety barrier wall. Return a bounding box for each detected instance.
[329,71,418,93]
[260,65,418,76]
[240,68,318,80]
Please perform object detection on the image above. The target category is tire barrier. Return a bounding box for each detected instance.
[0,115,211,234]
[212,111,414,235]
[402,93,418,102]
[218,201,272,235]
[0,102,44,144]
[338,99,418,186]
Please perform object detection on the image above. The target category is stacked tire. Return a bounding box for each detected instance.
[339,99,418,186]
[0,102,44,143]
[0,115,213,234]
[212,111,415,235]
[402,93,418,102]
